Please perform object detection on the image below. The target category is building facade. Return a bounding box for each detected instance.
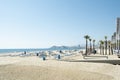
[111,17,120,50]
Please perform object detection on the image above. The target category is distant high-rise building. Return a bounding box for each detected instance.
[116,17,120,50]
[111,32,116,49]
[117,18,120,34]
[111,18,120,50]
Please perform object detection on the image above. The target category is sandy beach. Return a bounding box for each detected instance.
[0,51,120,80]
[1,0,120,80]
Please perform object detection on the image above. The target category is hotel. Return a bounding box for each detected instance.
[111,17,120,50]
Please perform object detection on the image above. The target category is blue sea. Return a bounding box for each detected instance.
[0,48,81,54]
[0,49,43,54]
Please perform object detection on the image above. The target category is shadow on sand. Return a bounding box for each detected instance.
[61,56,120,65]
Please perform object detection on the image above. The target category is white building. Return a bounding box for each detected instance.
[116,17,120,50]
[111,18,120,50]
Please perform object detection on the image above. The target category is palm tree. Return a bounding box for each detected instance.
[105,36,108,55]
[93,40,95,50]
[84,35,90,55]
[100,40,104,55]
[111,43,113,55]
[89,38,92,53]
[108,40,111,55]
[104,36,107,55]
[99,40,102,55]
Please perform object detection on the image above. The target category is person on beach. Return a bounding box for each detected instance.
[59,50,62,53]
[58,54,61,59]
[36,53,39,56]
[24,51,26,55]
[43,56,46,60]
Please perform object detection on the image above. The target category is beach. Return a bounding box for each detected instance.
[0,50,120,80]
[1,0,120,80]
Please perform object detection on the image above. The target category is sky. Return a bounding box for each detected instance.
[0,0,120,49]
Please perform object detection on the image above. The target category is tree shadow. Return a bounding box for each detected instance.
[61,59,120,65]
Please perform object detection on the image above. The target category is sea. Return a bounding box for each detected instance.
[0,48,82,54]
[0,49,43,54]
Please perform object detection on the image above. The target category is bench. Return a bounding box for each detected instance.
[82,53,108,59]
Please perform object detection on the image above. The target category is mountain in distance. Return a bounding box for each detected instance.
[49,45,85,50]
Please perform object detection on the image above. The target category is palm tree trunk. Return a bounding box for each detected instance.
[103,46,104,55]
[105,41,107,55]
[111,47,113,55]
[90,42,92,53]
[93,43,94,50]
[109,45,110,55]
[100,44,101,55]
[86,39,87,55]
[93,42,95,50]
[105,47,107,55]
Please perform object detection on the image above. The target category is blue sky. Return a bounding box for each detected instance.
[0,0,120,48]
